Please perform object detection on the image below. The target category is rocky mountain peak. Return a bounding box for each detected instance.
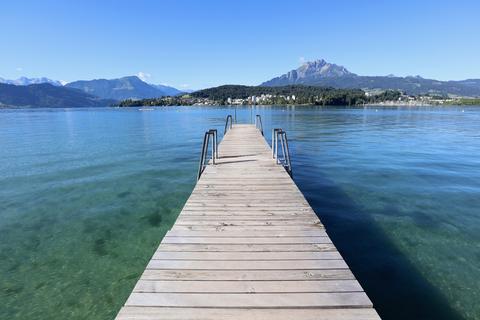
[297,59,355,78]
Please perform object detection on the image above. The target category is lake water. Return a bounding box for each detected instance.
[1,106,479,320]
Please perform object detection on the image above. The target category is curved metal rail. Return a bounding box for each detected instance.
[197,129,218,180]
[255,114,263,136]
[224,115,233,135]
[272,128,292,177]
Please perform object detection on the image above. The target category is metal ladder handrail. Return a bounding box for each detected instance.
[197,129,218,180]
[255,114,263,136]
[224,115,233,134]
[272,128,292,177]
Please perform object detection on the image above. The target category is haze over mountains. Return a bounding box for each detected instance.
[0,83,114,108]
[262,59,480,97]
[66,76,183,100]
[0,77,64,86]
[0,76,186,108]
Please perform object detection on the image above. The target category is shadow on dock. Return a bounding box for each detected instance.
[295,171,464,320]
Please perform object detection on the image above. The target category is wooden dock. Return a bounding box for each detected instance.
[116,124,380,320]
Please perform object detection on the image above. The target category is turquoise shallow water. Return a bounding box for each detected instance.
[1,106,480,319]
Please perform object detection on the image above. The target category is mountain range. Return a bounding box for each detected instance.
[0,76,64,86]
[0,76,185,108]
[0,83,114,108]
[1,61,480,108]
[66,76,183,100]
[261,59,480,97]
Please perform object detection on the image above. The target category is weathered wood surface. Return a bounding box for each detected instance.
[116,124,380,320]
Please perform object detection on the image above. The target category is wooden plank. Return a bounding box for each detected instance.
[161,236,330,244]
[187,196,306,201]
[165,230,328,237]
[176,215,317,221]
[173,220,322,226]
[117,307,381,320]
[169,225,326,231]
[181,205,313,210]
[146,259,348,270]
[184,202,311,206]
[125,292,372,308]
[194,186,301,191]
[152,251,342,260]
[140,269,356,281]
[180,210,317,215]
[133,279,363,293]
[188,195,306,200]
[179,210,318,219]
[156,243,338,252]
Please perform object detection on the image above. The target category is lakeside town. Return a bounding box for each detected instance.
[225,93,468,106]
[118,87,480,107]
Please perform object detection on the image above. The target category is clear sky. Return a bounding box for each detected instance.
[1,0,479,89]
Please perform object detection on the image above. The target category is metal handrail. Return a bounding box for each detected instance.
[255,115,263,136]
[197,129,218,180]
[272,128,292,177]
[209,129,218,161]
[272,128,281,158]
[281,131,292,177]
[224,115,233,134]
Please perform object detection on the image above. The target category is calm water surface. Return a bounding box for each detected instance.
[1,106,479,320]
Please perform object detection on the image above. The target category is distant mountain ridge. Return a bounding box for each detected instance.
[0,76,63,86]
[151,83,184,96]
[262,59,480,97]
[0,75,187,108]
[273,59,355,83]
[66,76,183,100]
[0,83,114,108]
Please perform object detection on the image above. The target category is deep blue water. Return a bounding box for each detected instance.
[1,106,479,319]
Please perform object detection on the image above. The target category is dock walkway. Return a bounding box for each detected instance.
[116,124,380,320]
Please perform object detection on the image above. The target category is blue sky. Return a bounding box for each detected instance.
[1,0,479,89]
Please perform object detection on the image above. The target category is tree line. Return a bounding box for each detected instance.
[118,85,406,107]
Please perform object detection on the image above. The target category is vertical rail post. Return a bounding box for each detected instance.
[272,128,281,161]
[274,129,278,161]
[209,129,218,161]
[272,129,276,158]
[278,130,285,163]
[197,132,209,180]
[198,129,218,180]
[214,129,218,159]
[282,131,292,177]
[255,115,263,136]
[276,130,281,164]
[272,128,293,177]
[224,115,233,135]
[204,132,210,168]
